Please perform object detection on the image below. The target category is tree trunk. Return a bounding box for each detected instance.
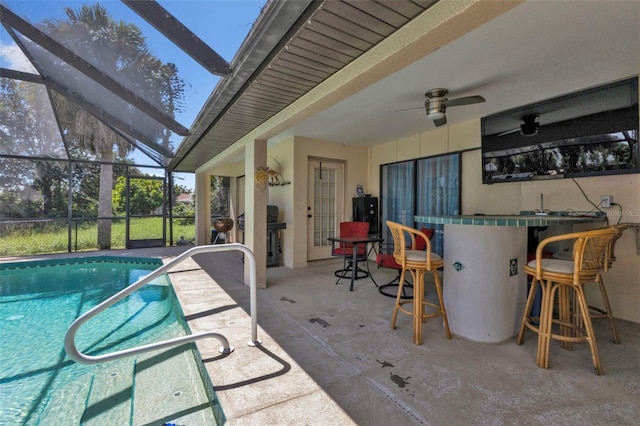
[97,154,113,249]
[41,181,53,216]
[36,163,53,215]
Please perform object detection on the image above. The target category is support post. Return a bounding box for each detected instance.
[244,139,268,288]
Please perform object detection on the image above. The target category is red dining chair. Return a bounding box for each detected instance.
[376,228,434,299]
[331,221,370,284]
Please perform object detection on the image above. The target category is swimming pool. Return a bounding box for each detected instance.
[0,256,221,425]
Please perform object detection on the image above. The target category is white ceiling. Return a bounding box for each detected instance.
[270,0,639,147]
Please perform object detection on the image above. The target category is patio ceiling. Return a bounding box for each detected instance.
[171,0,639,173]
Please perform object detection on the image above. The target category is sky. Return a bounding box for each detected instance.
[0,0,267,190]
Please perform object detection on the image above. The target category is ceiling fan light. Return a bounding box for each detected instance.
[425,97,446,120]
[427,111,445,120]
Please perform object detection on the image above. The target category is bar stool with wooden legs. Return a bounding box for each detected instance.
[386,221,451,345]
[586,223,629,344]
[517,227,619,375]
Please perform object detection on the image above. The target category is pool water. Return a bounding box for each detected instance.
[0,257,191,425]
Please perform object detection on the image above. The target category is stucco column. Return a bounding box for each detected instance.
[194,170,211,245]
[244,139,267,288]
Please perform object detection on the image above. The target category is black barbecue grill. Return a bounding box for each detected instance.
[238,205,286,267]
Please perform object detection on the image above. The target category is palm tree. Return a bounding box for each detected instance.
[42,4,184,249]
[56,100,131,248]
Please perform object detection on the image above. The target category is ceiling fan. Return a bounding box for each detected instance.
[498,114,540,137]
[419,88,486,127]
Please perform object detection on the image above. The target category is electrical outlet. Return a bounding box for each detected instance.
[509,258,518,276]
[601,195,613,208]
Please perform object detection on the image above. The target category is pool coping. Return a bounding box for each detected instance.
[0,255,163,270]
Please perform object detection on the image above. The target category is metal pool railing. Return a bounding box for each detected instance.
[64,243,260,365]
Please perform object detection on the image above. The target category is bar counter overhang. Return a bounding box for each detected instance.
[414,213,607,343]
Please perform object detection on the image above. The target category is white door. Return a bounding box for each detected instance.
[307,160,344,260]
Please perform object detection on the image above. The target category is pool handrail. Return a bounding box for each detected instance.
[64,243,260,365]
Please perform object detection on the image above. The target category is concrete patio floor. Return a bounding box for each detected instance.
[4,246,637,425]
[165,246,640,425]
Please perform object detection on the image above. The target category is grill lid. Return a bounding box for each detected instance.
[267,205,279,223]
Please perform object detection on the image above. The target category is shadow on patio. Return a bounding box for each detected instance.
[167,249,640,425]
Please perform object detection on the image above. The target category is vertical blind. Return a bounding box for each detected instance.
[381,153,460,256]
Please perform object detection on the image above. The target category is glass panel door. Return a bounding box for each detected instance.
[416,154,460,255]
[380,154,460,257]
[380,160,415,245]
[307,160,343,260]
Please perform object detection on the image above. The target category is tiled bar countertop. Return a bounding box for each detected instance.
[414,213,606,227]
[412,212,605,343]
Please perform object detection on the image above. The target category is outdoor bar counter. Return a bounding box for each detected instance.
[414,213,606,343]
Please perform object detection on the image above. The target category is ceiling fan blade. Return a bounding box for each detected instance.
[433,116,447,127]
[497,128,520,137]
[444,95,486,107]
[390,106,424,113]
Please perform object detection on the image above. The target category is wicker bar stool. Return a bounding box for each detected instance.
[386,221,451,345]
[517,226,619,375]
[586,223,629,344]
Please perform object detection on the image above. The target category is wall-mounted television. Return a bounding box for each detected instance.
[481,77,639,184]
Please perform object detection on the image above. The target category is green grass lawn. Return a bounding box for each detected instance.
[0,217,195,256]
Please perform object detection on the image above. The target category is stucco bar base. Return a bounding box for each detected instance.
[443,224,528,343]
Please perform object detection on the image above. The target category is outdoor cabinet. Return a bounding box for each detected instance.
[353,197,379,235]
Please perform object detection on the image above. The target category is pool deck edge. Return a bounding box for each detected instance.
[165,253,357,424]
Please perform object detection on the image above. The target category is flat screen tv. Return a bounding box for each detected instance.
[481,77,639,184]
